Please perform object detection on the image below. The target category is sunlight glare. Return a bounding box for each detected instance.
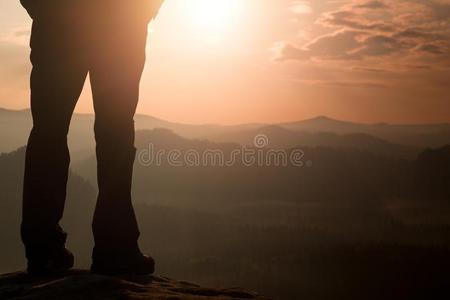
[181,0,243,42]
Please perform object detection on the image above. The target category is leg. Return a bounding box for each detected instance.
[90,18,148,255]
[21,16,88,267]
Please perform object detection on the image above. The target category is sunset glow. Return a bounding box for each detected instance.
[0,0,449,124]
[186,0,243,37]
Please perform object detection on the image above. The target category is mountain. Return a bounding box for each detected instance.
[2,108,449,159]
[0,270,267,300]
[0,108,257,159]
[73,128,415,213]
[280,116,450,148]
[0,108,95,158]
[135,114,263,141]
[206,125,421,159]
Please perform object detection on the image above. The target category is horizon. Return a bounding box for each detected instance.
[1,106,450,127]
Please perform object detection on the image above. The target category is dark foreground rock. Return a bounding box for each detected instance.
[0,270,269,300]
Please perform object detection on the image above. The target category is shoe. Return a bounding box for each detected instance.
[27,247,74,276]
[91,252,155,276]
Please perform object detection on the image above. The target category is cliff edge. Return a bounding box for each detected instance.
[0,270,269,300]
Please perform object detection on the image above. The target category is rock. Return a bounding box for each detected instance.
[0,270,269,300]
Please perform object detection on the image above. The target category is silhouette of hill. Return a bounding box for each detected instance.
[135,114,263,142]
[1,107,449,159]
[207,125,421,159]
[73,128,419,216]
[281,116,450,147]
[0,108,259,158]
[0,270,266,300]
[0,108,95,159]
[282,115,358,131]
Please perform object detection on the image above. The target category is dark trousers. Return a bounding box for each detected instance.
[21,11,148,259]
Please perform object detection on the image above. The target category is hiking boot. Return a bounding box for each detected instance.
[27,247,74,276]
[91,251,155,276]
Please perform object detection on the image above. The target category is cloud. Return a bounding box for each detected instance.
[277,0,450,67]
[294,78,389,88]
[278,30,363,61]
[354,0,388,9]
[318,8,395,32]
[278,29,407,61]
[417,43,446,55]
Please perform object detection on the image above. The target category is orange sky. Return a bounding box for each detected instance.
[0,0,449,125]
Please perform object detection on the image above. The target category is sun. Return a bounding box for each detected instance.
[189,0,241,27]
[181,0,243,41]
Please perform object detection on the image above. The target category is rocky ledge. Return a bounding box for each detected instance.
[0,270,269,300]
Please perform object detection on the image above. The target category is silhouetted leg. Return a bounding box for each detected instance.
[90,19,148,255]
[21,17,88,261]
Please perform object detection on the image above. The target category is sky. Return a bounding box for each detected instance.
[0,0,449,125]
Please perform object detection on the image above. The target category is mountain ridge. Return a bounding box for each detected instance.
[1,107,449,156]
[2,107,449,127]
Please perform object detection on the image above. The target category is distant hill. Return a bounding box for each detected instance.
[280,116,450,148]
[0,109,95,158]
[73,128,414,212]
[0,108,258,159]
[206,125,421,159]
[135,114,263,141]
[1,108,449,159]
